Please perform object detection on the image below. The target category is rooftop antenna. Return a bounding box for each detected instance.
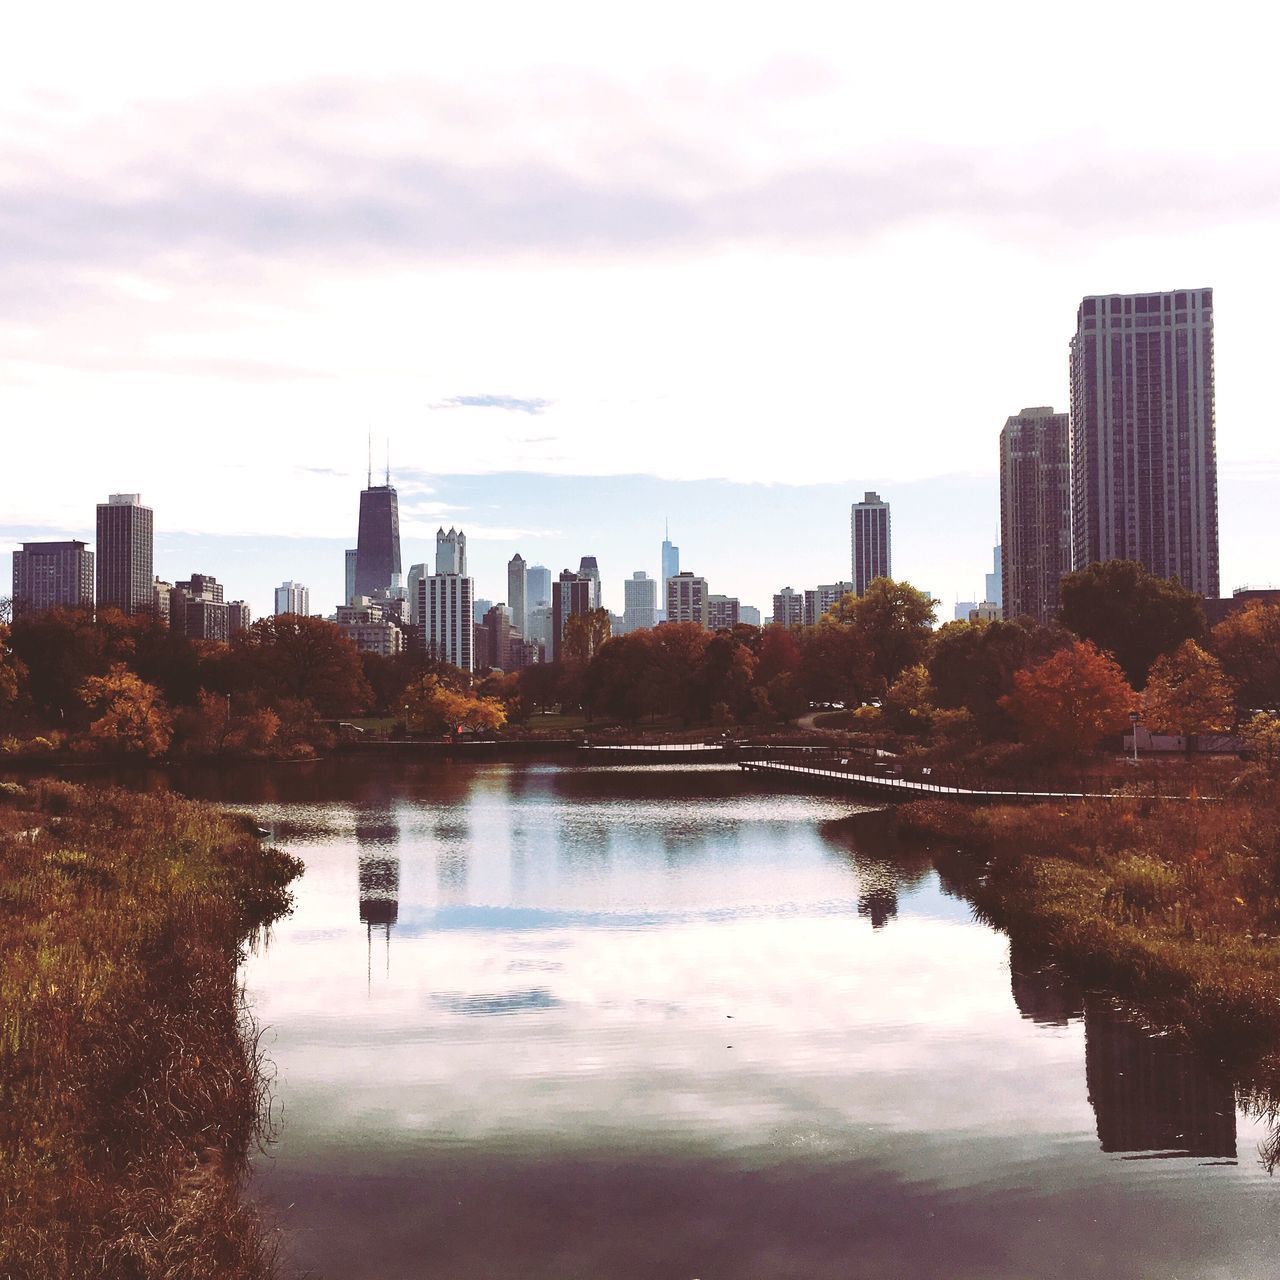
[385,436,390,487]
[665,517,669,540]
[367,432,372,489]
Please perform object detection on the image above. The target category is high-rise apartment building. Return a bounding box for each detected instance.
[153,578,172,626]
[227,601,252,636]
[1000,407,1072,626]
[623,571,658,633]
[344,549,357,606]
[551,570,592,662]
[274,581,310,617]
[578,556,602,611]
[666,572,709,627]
[11,541,95,620]
[739,605,761,628]
[803,582,854,626]
[1070,289,1218,596]
[170,574,228,642]
[418,528,473,670]
[850,491,891,595]
[772,587,804,628]
[708,595,740,630]
[507,553,528,636]
[96,493,154,616]
[354,476,402,601]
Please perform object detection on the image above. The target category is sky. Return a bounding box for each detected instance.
[2,0,1278,618]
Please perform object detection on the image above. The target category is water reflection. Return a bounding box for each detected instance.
[1009,939,1084,1027]
[1085,995,1237,1160]
[356,811,400,986]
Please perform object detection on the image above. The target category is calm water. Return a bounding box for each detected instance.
[194,761,1278,1277]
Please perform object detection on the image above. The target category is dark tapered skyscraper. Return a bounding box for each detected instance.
[95,493,154,616]
[354,475,402,601]
[1000,407,1072,625]
[1070,289,1218,596]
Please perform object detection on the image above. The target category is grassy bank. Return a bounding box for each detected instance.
[896,787,1280,1064]
[0,779,302,1279]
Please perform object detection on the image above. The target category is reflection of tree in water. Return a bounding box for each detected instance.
[823,810,933,931]
[1009,938,1084,1027]
[1085,995,1236,1159]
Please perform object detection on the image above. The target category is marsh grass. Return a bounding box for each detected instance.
[0,780,301,1279]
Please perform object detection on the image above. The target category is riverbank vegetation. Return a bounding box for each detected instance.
[896,780,1280,1066]
[0,779,301,1278]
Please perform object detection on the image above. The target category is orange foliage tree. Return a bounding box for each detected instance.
[79,664,173,757]
[1212,602,1280,710]
[1142,640,1236,739]
[1000,640,1134,755]
[405,674,506,735]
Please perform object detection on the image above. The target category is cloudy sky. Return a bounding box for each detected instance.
[2,1,1277,616]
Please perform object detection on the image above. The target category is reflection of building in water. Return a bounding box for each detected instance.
[1009,939,1083,1026]
[356,809,401,986]
[1085,996,1236,1159]
[857,887,897,930]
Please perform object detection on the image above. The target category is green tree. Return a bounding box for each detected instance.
[1142,640,1235,743]
[829,578,936,687]
[228,615,373,717]
[0,622,25,723]
[586,632,658,723]
[1000,640,1135,756]
[799,618,874,708]
[1059,560,1205,686]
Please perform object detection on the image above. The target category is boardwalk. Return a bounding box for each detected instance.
[738,758,1130,804]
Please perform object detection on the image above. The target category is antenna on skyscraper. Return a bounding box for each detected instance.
[367,432,372,489]
[386,436,390,487]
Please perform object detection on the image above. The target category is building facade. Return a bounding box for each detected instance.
[274,580,310,617]
[551,571,592,661]
[337,602,404,656]
[345,549,357,606]
[507,553,527,636]
[666,572,709,627]
[171,574,228,642]
[850,491,891,595]
[153,578,172,625]
[227,601,252,636]
[771,586,804,628]
[739,605,761,628]
[578,556,602,611]
[708,594,740,630]
[623,571,658,633]
[11,541,94,619]
[999,406,1072,626]
[354,481,402,601]
[96,493,154,616]
[803,582,854,626]
[526,564,552,610]
[985,545,1003,609]
[1070,288,1219,596]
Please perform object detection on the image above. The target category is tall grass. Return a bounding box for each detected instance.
[0,780,301,1279]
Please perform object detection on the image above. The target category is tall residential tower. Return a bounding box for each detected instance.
[999,407,1072,626]
[1070,289,1218,595]
[95,493,154,616]
[850,491,890,595]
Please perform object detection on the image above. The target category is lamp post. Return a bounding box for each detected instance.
[403,704,410,741]
[1129,710,1140,766]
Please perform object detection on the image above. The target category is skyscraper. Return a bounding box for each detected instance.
[985,545,1003,610]
[422,527,474,671]
[96,493,153,616]
[661,521,679,618]
[274,581,310,617]
[435,527,466,575]
[666,572,709,627]
[1000,408,1071,626]
[551,570,592,662]
[772,587,804,628]
[345,549,357,606]
[507,553,528,636]
[578,556,602,611]
[623,571,658,633]
[1070,289,1218,596]
[526,564,552,609]
[850,491,890,595]
[11,541,94,620]
[354,463,402,600]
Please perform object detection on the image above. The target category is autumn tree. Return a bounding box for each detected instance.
[1000,640,1135,756]
[562,609,612,665]
[8,607,109,724]
[829,578,936,687]
[800,618,874,708]
[79,664,173,756]
[1142,640,1236,743]
[586,632,658,724]
[1212,602,1280,710]
[0,623,25,724]
[405,674,506,735]
[227,615,373,717]
[1059,560,1205,686]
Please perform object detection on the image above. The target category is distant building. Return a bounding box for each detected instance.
[472,598,493,626]
[551,570,592,662]
[479,603,523,670]
[1202,587,1280,627]
[11,540,94,620]
[153,578,172,626]
[803,582,854,626]
[850,491,891,595]
[985,545,1002,610]
[968,602,1002,624]
[623,571,658,633]
[771,586,804,628]
[96,493,153,616]
[508,553,528,636]
[954,600,978,622]
[739,605,761,628]
[1000,406,1072,626]
[526,604,553,657]
[227,601,252,636]
[274,581,310,617]
[578,556,602,611]
[171,574,228,642]
[1071,289,1218,596]
[406,564,427,625]
[666,572,709,627]
[344,549,357,606]
[337,601,404,656]
[661,522,680,620]
[526,564,552,609]
[708,595,740,630]
[354,474,402,601]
